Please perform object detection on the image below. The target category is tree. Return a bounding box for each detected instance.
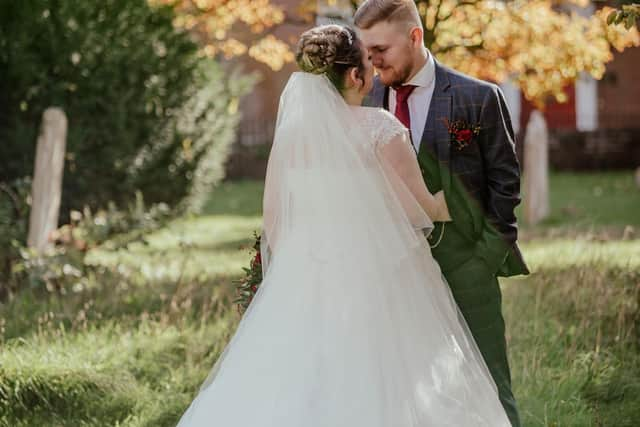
[0,0,200,210]
[148,0,298,71]
[418,0,639,107]
[607,3,640,29]
[155,0,638,106]
[0,0,250,213]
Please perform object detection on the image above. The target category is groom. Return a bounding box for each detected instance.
[356,1,529,425]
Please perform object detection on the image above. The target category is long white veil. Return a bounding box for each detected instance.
[177,72,510,427]
[261,72,433,274]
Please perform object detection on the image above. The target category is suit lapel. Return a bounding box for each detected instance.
[366,77,387,108]
[370,69,452,195]
[420,61,453,195]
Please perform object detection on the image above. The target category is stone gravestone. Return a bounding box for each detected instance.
[27,108,68,252]
[523,110,550,225]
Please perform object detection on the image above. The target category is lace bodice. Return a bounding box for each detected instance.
[353,107,408,147]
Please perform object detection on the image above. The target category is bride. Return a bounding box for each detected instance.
[177,24,511,426]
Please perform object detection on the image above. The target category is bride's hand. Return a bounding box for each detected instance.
[433,191,452,222]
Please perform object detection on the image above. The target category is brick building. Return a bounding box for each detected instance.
[225,0,357,179]
[226,1,640,178]
[507,46,640,170]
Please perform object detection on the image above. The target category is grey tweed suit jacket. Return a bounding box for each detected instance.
[366,60,529,277]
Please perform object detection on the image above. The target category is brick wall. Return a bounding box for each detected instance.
[598,47,640,129]
[232,0,312,148]
[547,129,640,170]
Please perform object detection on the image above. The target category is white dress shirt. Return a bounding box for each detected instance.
[389,50,436,153]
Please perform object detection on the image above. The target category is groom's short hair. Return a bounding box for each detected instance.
[354,0,422,30]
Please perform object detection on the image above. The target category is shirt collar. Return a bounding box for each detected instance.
[403,49,435,88]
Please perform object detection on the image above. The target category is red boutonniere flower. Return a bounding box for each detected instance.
[444,119,481,151]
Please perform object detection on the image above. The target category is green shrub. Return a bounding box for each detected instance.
[129,64,255,213]
[0,0,251,213]
[8,191,174,296]
[0,0,254,294]
[0,178,32,298]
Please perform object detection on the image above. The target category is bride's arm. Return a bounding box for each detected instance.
[377,131,451,222]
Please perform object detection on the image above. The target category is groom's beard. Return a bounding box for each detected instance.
[380,62,415,87]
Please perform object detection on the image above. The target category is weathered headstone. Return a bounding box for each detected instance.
[27,108,68,252]
[523,110,550,225]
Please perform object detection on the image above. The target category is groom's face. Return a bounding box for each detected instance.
[359,21,415,87]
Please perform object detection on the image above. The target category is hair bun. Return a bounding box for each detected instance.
[295,25,363,92]
[296,25,347,74]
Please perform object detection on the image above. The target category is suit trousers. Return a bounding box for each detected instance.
[431,222,521,427]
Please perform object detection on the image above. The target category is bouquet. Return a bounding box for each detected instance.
[233,232,262,314]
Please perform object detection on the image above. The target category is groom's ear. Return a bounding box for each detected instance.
[409,26,423,47]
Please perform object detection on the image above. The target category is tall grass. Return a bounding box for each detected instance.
[1,174,639,426]
[506,256,640,426]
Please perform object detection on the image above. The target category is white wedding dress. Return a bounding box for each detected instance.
[176,73,511,426]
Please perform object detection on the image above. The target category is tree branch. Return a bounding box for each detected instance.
[434,40,483,54]
[437,0,479,22]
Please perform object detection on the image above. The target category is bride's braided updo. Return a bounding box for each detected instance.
[295,25,364,93]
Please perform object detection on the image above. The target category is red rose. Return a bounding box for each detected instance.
[251,285,257,293]
[251,252,262,266]
[456,129,473,142]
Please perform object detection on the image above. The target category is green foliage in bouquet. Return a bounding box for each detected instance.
[233,232,262,314]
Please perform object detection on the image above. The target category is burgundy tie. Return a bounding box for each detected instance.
[393,85,417,132]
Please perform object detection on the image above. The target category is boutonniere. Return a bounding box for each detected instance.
[444,119,481,151]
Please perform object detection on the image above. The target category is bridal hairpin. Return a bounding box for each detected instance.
[334,59,356,65]
[334,31,355,66]
[344,30,353,45]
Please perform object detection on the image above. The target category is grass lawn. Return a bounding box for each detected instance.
[1,172,639,426]
[521,171,640,230]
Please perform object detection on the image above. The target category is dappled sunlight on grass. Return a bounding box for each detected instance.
[201,180,264,217]
[1,174,638,426]
[502,224,640,426]
[519,171,640,230]
[0,311,238,426]
[84,181,264,283]
[0,182,264,426]
[522,237,640,271]
[143,215,263,249]
[86,214,262,282]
